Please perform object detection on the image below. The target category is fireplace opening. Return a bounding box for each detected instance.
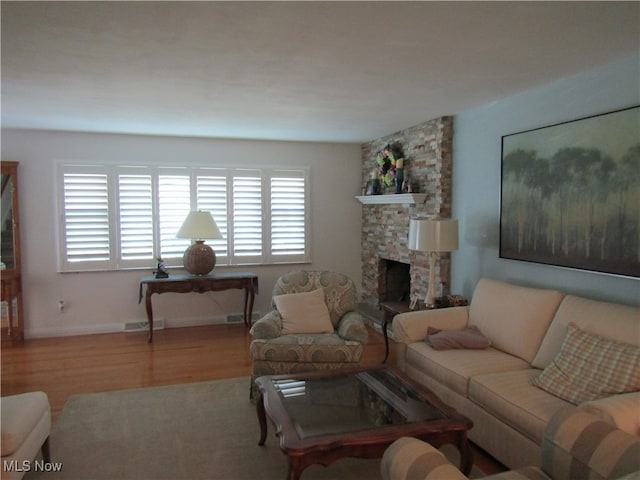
[380,259,411,303]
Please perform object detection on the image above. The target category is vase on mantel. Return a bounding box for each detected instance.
[394,158,405,194]
[395,168,404,194]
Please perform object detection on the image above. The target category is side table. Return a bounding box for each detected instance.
[379,301,416,363]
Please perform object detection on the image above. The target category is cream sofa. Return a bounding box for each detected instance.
[391,278,640,469]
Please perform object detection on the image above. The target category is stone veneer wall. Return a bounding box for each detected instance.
[360,116,453,309]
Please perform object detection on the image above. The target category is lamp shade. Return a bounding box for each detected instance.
[176,211,223,240]
[409,219,458,252]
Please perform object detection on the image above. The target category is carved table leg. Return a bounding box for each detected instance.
[243,287,249,327]
[247,288,255,327]
[257,392,267,446]
[458,433,473,476]
[382,318,390,363]
[287,457,304,480]
[144,290,154,343]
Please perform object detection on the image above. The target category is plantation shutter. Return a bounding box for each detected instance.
[158,174,191,259]
[118,174,154,262]
[196,173,228,257]
[271,174,306,257]
[232,173,262,259]
[61,170,111,269]
[58,164,310,271]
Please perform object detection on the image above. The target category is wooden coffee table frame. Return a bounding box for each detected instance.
[255,367,473,480]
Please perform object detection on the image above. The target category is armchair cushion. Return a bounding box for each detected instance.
[274,288,334,335]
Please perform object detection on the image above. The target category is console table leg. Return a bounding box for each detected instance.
[144,291,154,343]
[247,290,255,327]
[243,287,249,327]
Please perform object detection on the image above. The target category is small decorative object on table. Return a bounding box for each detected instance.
[376,142,405,191]
[154,257,169,278]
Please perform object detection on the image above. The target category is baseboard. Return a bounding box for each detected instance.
[25,312,261,339]
[26,323,124,339]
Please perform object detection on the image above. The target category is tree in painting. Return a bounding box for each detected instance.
[501,138,639,278]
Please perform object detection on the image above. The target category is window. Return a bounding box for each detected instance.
[57,164,310,272]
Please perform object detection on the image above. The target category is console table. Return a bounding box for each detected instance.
[139,272,258,343]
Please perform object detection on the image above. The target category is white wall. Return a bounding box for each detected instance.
[452,55,640,305]
[1,131,363,337]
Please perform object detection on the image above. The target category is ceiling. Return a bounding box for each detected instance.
[2,1,638,143]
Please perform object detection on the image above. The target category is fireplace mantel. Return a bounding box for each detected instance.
[355,193,427,206]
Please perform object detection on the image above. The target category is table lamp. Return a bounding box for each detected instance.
[409,218,458,308]
[176,210,223,275]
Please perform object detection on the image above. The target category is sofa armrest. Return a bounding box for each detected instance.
[337,311,368,343]
[249,311,282,339]
[542,407,640,480]
[392,306,470,344]
[381,437,468,480]
[580,392,640,436]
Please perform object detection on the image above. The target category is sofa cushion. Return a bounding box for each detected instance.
[426,326,491,350]
[274,288,334,335]
[532,295,640,369]
[249,333,363,363]
[533,323,640,405]
[405,342,530,397]
[468,279,564,363]
[469,369,572,445]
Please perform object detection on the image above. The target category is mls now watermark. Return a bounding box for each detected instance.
[3,459,63,473]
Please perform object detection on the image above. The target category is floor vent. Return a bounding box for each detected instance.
[123,319,165,332]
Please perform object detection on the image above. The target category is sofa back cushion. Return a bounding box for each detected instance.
[468,278,564,363]
[532,295,640,369]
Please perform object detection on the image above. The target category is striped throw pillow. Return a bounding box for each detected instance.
[533,322,640,405]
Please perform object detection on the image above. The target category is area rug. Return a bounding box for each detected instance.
[26,377,483,480]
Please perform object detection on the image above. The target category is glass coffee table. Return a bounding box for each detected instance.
[255,366,473,480]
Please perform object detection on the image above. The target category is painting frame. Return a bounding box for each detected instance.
[500,106,639,278]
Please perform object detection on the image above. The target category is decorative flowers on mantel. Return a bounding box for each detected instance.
[376,143,405,187]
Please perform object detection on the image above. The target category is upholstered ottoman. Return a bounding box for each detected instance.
[1,392,51,480]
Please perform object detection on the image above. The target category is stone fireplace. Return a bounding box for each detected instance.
[359,116,454,324]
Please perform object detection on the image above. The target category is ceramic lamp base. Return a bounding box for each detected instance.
[183,240,216,275]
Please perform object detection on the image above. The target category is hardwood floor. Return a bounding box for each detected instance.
[1,324,505,475]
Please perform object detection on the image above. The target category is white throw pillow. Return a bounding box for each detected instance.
[275,288,334,335]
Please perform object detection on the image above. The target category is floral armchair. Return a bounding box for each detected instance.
[249,270,368,399]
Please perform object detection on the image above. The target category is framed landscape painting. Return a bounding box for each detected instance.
[500,106,639,278]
